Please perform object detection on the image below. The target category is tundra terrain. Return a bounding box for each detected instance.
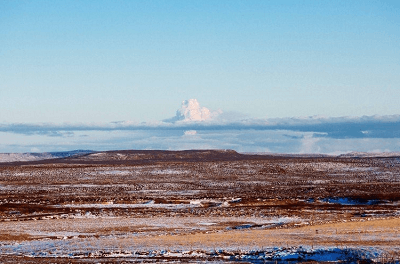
[0,150,399,263]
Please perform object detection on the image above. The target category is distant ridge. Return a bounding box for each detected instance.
[47,150,95,158]
[338,151,400,158]
[0,149,250,165]
[241,152,334,158]
[0,150,94,163]
[2,149,400,163]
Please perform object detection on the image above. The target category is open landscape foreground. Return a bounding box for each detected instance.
[0,150,400,263]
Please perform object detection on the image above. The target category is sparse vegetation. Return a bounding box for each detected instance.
[0,150,399,262]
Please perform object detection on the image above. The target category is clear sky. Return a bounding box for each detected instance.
[1,1,400,154]
[1,0,399,123]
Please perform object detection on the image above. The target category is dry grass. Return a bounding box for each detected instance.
[130,217,400,250]
[0,233,33,241]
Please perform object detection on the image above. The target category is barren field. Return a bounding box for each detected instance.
[0,150,400,263]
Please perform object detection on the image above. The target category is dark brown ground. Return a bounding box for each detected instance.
[0,150,400,262]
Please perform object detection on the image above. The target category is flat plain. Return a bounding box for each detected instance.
[0,150,399,263]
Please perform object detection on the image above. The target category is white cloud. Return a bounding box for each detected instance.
[164,99,221,122]
[299,133,321,154]
[178,99,211,121]
[184,130,197,136]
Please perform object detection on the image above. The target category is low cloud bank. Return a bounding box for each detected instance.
[1,99,400,154]
[2,129,400,155]
[1,114,400,139]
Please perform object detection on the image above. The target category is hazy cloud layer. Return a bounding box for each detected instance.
[1,114,400,139]
[1,97,400,154]
[2,129,400,155]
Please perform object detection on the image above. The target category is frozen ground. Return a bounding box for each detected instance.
[0,149,400,263]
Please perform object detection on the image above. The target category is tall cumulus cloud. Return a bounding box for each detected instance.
[163,99,221,123]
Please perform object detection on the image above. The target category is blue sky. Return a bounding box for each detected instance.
[1,0,399,153]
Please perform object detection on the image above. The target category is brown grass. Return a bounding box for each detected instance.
[130,217,400,249]
[0,233,33,241]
